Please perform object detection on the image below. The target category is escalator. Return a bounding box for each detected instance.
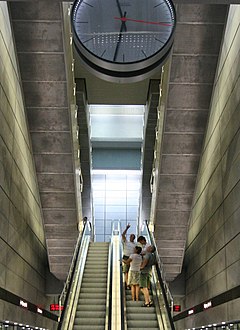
[58,220,175,330]
[121,220,175,330]
[58,221,120,330]
[73,242,109,329]
[125,287,159,330]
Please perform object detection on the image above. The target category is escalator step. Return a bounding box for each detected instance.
[83,270,107,275]
[73,326,105,330]
[78,298,106,305]
[74,318,105,325]
[82,278,107,283]
[125,294,152,301]
[81,283,107,288]
[80,288,106,297]
[127,320,159,327]
[86,256,109,260]
[79,292,106,299]
[88,249,109,252]
[127,328,159,330]
[84,266,108,271]
[75,311,106,318]
[85,261,108,265]
[83,270,108,275]
[72,242,109,329]
[127,306,156,314]
[126,300,153,307]
[127,312,157,320]
[76,304,106,311]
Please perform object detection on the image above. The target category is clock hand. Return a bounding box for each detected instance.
[115,0,127,32]
[113,11,127,62]
[114,16,172,26]
[116,0,124,18]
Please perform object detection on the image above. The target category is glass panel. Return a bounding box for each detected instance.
[106,218,114,223]
[95,234,105,242]
[105,223,112,235]
[106,212,126,219]
[127,205,138,213]
[91,114,143,140]
[94,197,105,205]
[127,212,138,220]
[105,197,126,205]
[92,181,105,190]
[93,190,105,198]
[106,190,126,198]
[127,181,141,190]
[95,225,105,234]
[106,205,126,212]
[106,180,126,190]
[94,205,105,212]
[92,169,141,242]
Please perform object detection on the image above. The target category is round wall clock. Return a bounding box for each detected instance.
[71,0,176,83]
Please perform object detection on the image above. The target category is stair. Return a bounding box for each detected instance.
[125,286,159,330]
[73,242,109,330]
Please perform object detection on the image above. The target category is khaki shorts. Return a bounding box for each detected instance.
[128,270,140,286]
[139,272,151,288]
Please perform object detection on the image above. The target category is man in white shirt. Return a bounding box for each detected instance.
[137,235,151,254]
[122,224,136,288]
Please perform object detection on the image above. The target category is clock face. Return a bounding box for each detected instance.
[71,0,176,81]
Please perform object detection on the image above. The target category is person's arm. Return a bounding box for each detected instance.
[122,257,132,265]
[141,243,150,255]
[122,223,130,242]
[140,255,149,270]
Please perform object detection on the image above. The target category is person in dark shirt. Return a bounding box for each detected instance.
[139,245,156,307]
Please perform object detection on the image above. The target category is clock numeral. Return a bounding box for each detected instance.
[154,1,164,8]
[83,37,94,43]
[141,50,147,58]
[83,1,94,7]
[101,49,107,58]
[155,37,164,44]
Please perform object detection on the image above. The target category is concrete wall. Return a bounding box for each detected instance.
[0,2,57,328]
[175,4,240,328]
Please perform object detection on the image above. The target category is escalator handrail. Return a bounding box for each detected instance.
[58,220,91,326]
[144,220,175,330]
[106,237,113,330]
[119,241,125,330]
[149,229,174,306]
[117,223,125,330]
[110,220,125,330]
[154,262,175,329]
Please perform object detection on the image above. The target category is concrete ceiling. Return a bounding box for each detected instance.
[6,0,238,282]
